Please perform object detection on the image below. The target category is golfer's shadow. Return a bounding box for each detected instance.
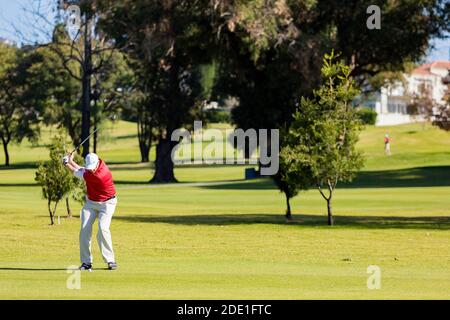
[0,267,68,271]
[0,267,109,271]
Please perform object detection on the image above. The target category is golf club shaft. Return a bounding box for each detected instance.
[69,128,100,155]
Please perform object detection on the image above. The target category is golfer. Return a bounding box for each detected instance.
[384,133,391,156]
[63,153,118,271]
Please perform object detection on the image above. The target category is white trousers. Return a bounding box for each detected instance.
[80,197,117,264]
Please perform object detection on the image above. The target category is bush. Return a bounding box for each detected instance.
[35,134,84,225]
[204,109,230,123]
[357,108,377,125]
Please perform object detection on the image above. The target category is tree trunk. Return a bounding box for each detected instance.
[139,139,150,162]
[285,192,292,221]
[150,138,177,183]
[81,13,92,157]
[137,112,152,163]
[53,201,59,224]
[137,122,151,163]
[48,199,54,225]
[93,116,98,154]
[1,139,9,166]
[327,197,333,226]
[244,142,251,160]
[327,182,334,226]
[65,197,72,218]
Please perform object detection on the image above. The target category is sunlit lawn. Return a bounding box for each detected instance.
[0,121,449,299]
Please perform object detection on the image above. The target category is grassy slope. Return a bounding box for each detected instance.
[0,121,449,299]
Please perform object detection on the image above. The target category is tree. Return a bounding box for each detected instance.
[0,43,42,166]
[120,86,155,163]
[407,82,435,127]
[52,0,100,157]
[284,52,364,225]
[64,141,85,218]
[97,0,210,182]
[35,135,78,225]
[0,42,18,166]
[118,58,156,163]
[430,70,450,130]
[213,0,449,158]
[273,128,313,221]
[21,21,130,153]
[212,0,319,164]
[35,40,83,147]
[26,1,128,156]
[90,48,132,152]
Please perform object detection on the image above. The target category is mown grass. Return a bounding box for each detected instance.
[0,121,449,299]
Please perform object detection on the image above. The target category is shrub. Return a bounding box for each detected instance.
[204,109,230,123]
[357,108,377,125]
[35,134,84,225]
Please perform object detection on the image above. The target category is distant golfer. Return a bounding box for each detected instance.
[63,153,118,271]
[384,133,391,156]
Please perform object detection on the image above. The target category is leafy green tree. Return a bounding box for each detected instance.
[430,71,450,130]
[0,43,43,166]
[97,0,209,182]
[282,52,364,225]
[35,134,84,225]
[273,129,314,220]
[213,0,449,159]
[0,42,18,166]
[47,2,114,156]
[64,145,85,218]
[121,87,156,163]
[90,46,134,152]
[406,83,435,127]
[35,41,83,147]
[37,24,130,152]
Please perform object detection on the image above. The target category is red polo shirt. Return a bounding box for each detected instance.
[83,159,116,202]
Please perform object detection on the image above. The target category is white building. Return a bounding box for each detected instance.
[408,61,450,105]
[361,60,450,126]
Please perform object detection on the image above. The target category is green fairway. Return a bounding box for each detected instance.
[0,121,449,299]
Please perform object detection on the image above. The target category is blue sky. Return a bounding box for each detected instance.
[0,0,449,62]
[0,0,57,44]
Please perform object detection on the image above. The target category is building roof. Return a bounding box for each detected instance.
[411,60,450,76]
[431,60,450,70]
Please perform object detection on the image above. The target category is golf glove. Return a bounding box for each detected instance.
[62,155,69,165]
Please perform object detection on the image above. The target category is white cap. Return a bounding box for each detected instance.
[85,153,99,170]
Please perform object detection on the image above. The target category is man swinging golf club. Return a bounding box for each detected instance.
[63,151,118,271]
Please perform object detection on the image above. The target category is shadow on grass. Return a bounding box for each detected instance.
[0,183,36,187]
[0,267,68,271]
[115,180,150,185]
[199,179,275,190]
[0,267,109,271]
[2,165,450,190]
[342,166,450,188]
[0,160,142,170]
[115,179,249,186]
[115,213,449,230]
[200,166,450,190]
[115,134,138,140]
[107,161,145,166]
[0,162,38,170]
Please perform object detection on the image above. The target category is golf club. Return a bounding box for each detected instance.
[68,127,100,156]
